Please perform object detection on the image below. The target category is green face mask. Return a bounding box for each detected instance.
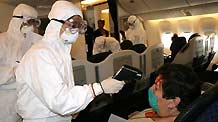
[148,88,159,112]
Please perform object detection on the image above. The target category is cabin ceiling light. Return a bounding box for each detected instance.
[81,0,98,5]
[101,9,109,13]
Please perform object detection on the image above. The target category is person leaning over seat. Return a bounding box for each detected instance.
[129,63,201,122]
[15,1,125,122]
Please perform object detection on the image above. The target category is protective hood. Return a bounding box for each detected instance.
[127,15,144,32]
[128,15,137,26]
[126,15,148,46]
[43,0,82,52]
[7,4,38,35]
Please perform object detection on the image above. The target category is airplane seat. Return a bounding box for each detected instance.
[207,50,218,71]
[212,64,218,71]
[170,37,187,62]
[130,43,147,53]
[72,59,96,85]
[200,51,216,71]
[84,50,144,119]
[111,43,165,118]
[202,33,217,70]
[192,55,206,71]
[173,36,205,68]
[201,82,215,92]
[120,40,133,50]
[87,51,112,63]
[175,82,218,122]
[143,43,164,78]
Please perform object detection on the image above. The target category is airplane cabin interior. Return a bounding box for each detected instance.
[0,0,218,122]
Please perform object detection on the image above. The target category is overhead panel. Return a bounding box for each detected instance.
[1,0,55,7]
[143,0,188,12]
[0,0,77,7]
[187,0,218,6]
[118,0,150,14]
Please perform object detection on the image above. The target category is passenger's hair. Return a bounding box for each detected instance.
[120,40,133,50]
[98,19,105,24]
[157,63,201,112]
[171,33,178,41]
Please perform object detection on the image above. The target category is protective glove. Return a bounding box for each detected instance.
[100,77,125,94]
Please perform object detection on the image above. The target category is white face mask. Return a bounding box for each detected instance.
[60,28,79,44]
[21,25,34,34]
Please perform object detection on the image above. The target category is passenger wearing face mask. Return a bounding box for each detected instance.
[129,64,201,122]
[15,1,125,122]
[125,15,148,46]
[0,4,42,122]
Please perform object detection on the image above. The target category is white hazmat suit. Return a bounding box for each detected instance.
[0,4,42,122]
[16,1,124,122]
[125,15,148,46]
[93,36,120,55]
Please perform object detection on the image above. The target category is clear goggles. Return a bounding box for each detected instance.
[51,17,87,34]
[13,15,41,27]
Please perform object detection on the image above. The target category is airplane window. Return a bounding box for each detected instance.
[179,32,193,42]
[210,34,218,52]
[203,33,218,52]
[161,32,173,55]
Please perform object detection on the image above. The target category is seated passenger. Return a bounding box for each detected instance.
[170,36,187,61]
[93,36,120,55]
[129,64,201,122]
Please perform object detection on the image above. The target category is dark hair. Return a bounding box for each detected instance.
[171,33,178,41]
[120,40,133,50]
[157,63,201,112]
[98,19,105,24]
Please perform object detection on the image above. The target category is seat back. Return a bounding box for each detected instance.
[141,43,164,78]
[97,50,140,82]
[72,60,96,85]
[175,82,218,122]
[173,36,205,68]
[72,43,164,87]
